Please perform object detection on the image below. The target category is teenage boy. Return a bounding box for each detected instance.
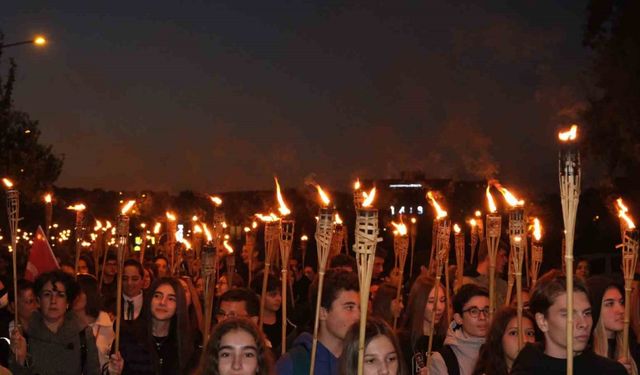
[250,272,296,352]
[276,269,360,375]
[122,259,145,321]
[215,287,260,324]
[429,284,489,375]
[511,270,626,375]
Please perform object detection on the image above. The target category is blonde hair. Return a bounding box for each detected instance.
[592,310,638,375]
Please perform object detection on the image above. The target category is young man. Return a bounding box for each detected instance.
[153,255,170,278]
[428,284,489,375]
[276,269,360,375]
[511,270,627,375]
[250,272,296,353]
[216,287,260,324]
[100,252,118,300]
[462,241,508,305]
[122,259,145,321]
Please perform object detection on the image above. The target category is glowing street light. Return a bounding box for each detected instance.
[0,35,47,50]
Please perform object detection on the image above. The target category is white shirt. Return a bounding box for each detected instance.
[123,292,144,320]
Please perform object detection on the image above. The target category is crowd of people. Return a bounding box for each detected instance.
[0,237,638,375]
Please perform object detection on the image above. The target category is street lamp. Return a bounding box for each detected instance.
[0,36,47,50]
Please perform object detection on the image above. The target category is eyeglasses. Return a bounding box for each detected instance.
[462,307,490,318]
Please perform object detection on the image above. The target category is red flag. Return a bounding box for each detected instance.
[24,226,59,281]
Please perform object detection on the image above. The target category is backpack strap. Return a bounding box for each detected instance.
[439,345,460,375]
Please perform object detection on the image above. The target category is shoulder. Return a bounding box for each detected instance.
[275,352,295,375]
[428,352,447,375]
[511,343,544,375]
[582,351,627,374]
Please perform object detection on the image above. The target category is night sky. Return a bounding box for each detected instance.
[2,1,591,194]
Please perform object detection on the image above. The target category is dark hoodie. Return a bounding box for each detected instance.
[275,332,338,375]
[9,311,100,375]
[511,342,627,375]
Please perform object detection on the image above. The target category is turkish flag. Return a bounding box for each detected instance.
[24,226,59,281]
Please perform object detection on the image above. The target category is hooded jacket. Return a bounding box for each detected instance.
[428,322,485,375]
[10,310,100,375]
[275,332,338,375]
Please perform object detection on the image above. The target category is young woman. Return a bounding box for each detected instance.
[199,318,274,375]
[472,307,536,375]
[587,276,638,375]
[10,270,123,375]
[118,277,196,374]
[339,317,408,375]
[399,274,447,373]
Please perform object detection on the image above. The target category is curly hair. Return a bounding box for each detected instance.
[339,317,408,375]
[200,318,274,375]
[472,307,536,375]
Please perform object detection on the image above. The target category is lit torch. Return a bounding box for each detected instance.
[615,198,638,357]
[353,186,379,375]
[201,222,217,354]
[275,177,294,355]
[558,124,581,375]
[166,211,177,274]
[454,224,465,291]
[485,184,502,319]
[67,203,87,277]
[3,178,20,328]
[115,200,135,353]
[391,221,408,330]
[531,218,543,288]
[44,193,53,238]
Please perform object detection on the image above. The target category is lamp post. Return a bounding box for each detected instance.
[0,36,47,50]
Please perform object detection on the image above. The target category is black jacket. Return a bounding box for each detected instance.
[511,343,627,375]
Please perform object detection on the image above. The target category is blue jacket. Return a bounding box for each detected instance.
[275,332,338,375]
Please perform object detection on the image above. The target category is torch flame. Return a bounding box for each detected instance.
[105,221,112,229]
[533,218,542,241]
[334,213,343,225]
[362,187,377,208]
[202,223,213,242]
[44,193,52,203]
[223,240,234,254]
[67,203,86,211]
[391,222,408,236]
[244,226,251,233]
[192,215,198,222]
[453,224,461,234]
[426,191,448,219]
[181,239,192,250]
[194,224,203,234]
[492,181,524,207]
[94,220,103,231]
[210,196,223,206]
[252,221,258,229]
[486,185,498,213]
[616,198,636,229]
[301,235,308,241]
[274,177,291,216]
[558,124,578,142]
[121,200,135,215]
[255,213,280,222]
[166,212,176,221]
[2,178,14,189]
[316,185,331,206]
[153,222,161,234]
[354,178,361,191]
[469,218,477,227]
[411,217,417,224]
[475,210,481,217]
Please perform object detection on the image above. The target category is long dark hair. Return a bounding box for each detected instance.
[144,277,194,373]
[200,318,274,375]
[340,317,408,375]
[401,274,447,348]
[472,307,535,375]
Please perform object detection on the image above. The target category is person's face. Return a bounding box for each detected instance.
[575,261,590,279]
[502,317,536,366]
[496,249,508,273]
[72,291,87,312]
[38,281,69,323]
[388,268,401,287]
[289,259,299,275]
[601,287,624,334]
[373,256,385,278]
[151,283,177,321]
[105,260,118,277]
[241,246,256,265]
[195,278,205,298]
[321,290,360,341]
[179,279,192,306]
[424,284,446,325]
[265,289,282,313]
[143,269,152,289]
[217,329,258,375]
[454,295,490,338]
[123,265,144,298]
[155,259,168,277]
[217,276,230,297]
[17,289,38,321]
[60,265,75,276]
[217,301,250,322]
[363,334,399,375]
[510,291,531,311]
[78,260,89,274]
[535,291,592,358]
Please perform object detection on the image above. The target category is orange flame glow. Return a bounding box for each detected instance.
[210,196,222,206]
[475,210,481,217]
[67,203,86,211]
[392,222,408,236]
[334,213,343,225]
[244,226,251,233]
[426,191,448,219]
[202,223,213,242]
[153,222,161,234]
[194,224,203,234]
[44,193,52,203]
[362,187,376,208]
[2,178,14,189]
[616,198,636,230]
[486,185,497,213]
[411,217,417,224]
[558,124,578,142]
[105,221,112,230]
[453,224,461,234]
[274,177,291,216]
[121,200,135,215]
[192,215,198,222]
[316,185,331,206]
[94,220,103,231]
[469,218,477,227]
[301,235,308,241]
[255,213,280,222]
[533,218,542,241]
[492,181,524,207]
[223,240,234,254]
[354,178,361,191]
[166,212,177,221]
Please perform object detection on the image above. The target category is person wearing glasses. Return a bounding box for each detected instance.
[215,288,260,324]
[428,284,489,375]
